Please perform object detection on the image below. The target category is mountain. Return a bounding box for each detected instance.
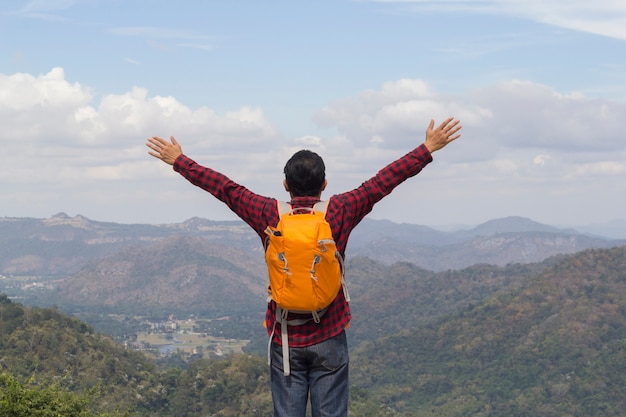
[4,243,626,416]
[55,235,268,317]
[345,258,546,346]
[350,245,626,416]
[467,215,575,235]
[0,293,160,413]
[0,294,275,416]
[348,216,623,270]
[57,245,539,345]
[575,218,626,239]
[0,213,260,277]
[2,214,623,278]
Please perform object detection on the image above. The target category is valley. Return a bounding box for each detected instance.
[128,315,250,359]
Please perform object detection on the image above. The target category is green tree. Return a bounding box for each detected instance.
[0,372,127,417]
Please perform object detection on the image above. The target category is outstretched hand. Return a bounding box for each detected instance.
[146,136,183,165]
[423,117,462,153]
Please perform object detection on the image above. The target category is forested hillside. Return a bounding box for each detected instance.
[55,235,268,317]
[0,294,382,416]
[346,257,547,345]
[351,246,626,416]
[0,292,275,416]
[3,245,626,416]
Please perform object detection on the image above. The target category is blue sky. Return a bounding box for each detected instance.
[1,0,625,234]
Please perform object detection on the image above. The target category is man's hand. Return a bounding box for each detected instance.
[146,136,183,165]
[423,117,462,153]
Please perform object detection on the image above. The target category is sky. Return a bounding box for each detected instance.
[1,0,625,233]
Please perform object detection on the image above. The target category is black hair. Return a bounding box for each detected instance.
[283,149,326,197]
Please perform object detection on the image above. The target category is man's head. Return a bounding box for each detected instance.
[283,149,327,197]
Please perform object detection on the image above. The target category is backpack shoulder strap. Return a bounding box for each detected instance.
[276,200,292,216]
[312,200,329,215]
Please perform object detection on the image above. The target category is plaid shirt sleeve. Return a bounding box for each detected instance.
[329,143,433,254]
[173,155,278,238]
[173,144,433,348]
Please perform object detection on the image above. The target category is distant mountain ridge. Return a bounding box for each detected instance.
[468,215,578,235]
[348,216,623,270]
[1,213,624,277]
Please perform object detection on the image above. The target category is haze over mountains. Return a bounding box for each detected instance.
[2,212,626,415]
[1,212,624,278]
[2,212,624,353]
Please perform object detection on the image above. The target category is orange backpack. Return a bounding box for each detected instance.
[264,200,349,375]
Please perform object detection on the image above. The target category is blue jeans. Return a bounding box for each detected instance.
[270,330,349,417]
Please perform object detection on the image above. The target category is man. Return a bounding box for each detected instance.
[146,117,461,417]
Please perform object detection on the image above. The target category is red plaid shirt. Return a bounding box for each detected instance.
[173,144,433,347]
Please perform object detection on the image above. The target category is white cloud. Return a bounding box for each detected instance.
[16,0,77,14]
[0,67,93,142]
[315,77,625,156]
[177,43,213,51]
[1,67,625,226]
[0,67,90,110]
[109,26,213,51]
[314,78,490,148]
[570,161,626,178]
[0,68,280,188]
[533,154,550,166]
[369,0,626,41]
[10,0,78,21]
[109,26,208,41]
[467,80,625,152]
[309,77,626,196]
[295,135,323,147]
